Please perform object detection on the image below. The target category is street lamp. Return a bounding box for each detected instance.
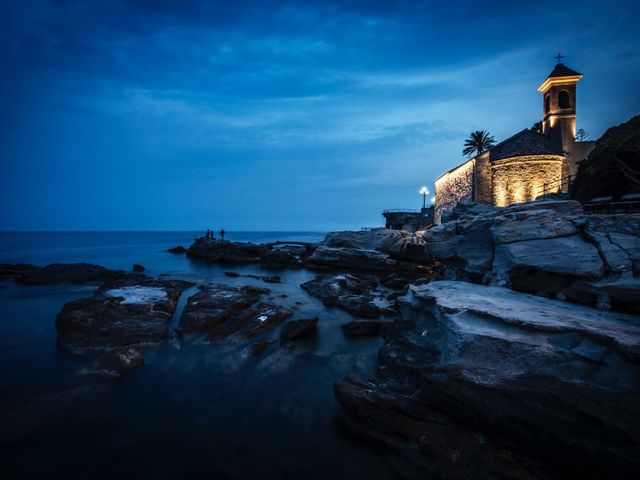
[419,186,429,208]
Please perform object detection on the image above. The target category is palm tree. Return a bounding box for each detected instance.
[463,130,495,157]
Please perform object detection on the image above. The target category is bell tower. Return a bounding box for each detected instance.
[537,60,583,178]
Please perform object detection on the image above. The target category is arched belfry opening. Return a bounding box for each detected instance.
[558,89,570,109]
[544,94,550,114]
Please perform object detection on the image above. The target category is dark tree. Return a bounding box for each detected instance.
[572,115,640,202]
[462,130,495,157]
[575,128,589,141]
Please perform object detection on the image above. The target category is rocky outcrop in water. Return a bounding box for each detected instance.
[301,273,392,318]
[0,263,129,285]
[335,280,640,478]
[281,318,318,340]
[180,283,292,340]
[186,238,315,268]
[56,277,193,349]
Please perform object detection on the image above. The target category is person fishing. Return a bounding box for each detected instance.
[219,228,225,242]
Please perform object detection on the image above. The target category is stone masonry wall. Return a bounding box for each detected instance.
[473,152,493,205]
[490,156,563,207]
[434,159,474,223]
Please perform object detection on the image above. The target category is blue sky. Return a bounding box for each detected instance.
[1,0,639,231]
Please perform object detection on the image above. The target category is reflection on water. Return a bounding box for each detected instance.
[0,232,406,479]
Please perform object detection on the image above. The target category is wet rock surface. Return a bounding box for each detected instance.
[301,273,389,318]
[180,283,270,333]
[180,283,292,340]
[56,277,194,349]
[82,348,144,377]
[281,318,318,340]
[335,280,640,478]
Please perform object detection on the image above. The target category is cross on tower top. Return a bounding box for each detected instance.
[554,52,565,63]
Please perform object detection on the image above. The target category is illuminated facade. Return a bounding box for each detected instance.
[434,62,596,223]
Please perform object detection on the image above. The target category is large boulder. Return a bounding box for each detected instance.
[301,274,385,318]
[180,283,291,339]
[306,246,397,272]
[335,281,640,477]
[281,318,318,340]
[180,284,270,333]
[585,214,640,275]
[492,235,604,288]
[186,238,266,264]
[424,200,586,282]
[322,229,426,262]
[56,278,194,349]
[490,208,579,244]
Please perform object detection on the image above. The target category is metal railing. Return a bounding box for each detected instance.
[382,209,422,214]
[537,174,574,197]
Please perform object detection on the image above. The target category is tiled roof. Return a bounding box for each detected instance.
[489,129,563,161]
[547,63,582,78]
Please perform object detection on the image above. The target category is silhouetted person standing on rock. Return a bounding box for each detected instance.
[220,229,225,242]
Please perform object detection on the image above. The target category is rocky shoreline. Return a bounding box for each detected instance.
[2,198,639,477]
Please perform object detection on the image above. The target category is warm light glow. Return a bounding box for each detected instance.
[419,186,429,195]
[537,75,583,93]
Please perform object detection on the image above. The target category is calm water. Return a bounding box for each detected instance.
[0,232,409,479]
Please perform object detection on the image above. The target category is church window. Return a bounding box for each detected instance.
[558,90,570,109]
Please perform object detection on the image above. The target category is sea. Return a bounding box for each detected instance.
[0,232,412,479]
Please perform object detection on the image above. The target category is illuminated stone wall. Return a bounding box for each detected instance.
[473,152,492,204]
[434,159,474,223]
[490,156,563,207]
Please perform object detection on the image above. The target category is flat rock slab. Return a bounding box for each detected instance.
[180,283,291,339]
[180,284,270,333]
[411,280,640,361]
[493,234,604,278]
[335,280,640,477]
[56,278,193,349]
[306,246,397,272]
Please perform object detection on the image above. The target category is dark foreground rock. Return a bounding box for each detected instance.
[56,277,193,349]
[180,283,292,339]
[281,318,318,340]
[301,273,387,318]
[340,320,386,336]
[82,348,144,377]
[334,280,640,478]
[1,263,128,285]
[132,264,145,272]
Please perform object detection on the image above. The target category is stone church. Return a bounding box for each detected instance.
[433,62,596,223]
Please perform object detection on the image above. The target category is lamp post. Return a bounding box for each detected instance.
[419,186,429,209]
